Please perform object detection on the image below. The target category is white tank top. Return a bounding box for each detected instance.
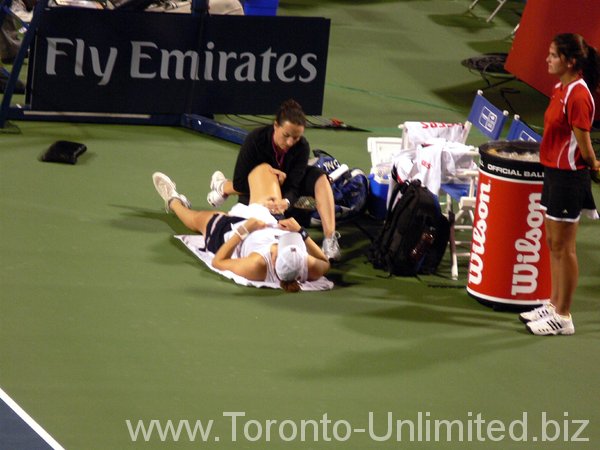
[227,227,286,283]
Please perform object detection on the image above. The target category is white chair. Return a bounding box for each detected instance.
[398,90,509,146]
[390,90,508,279]
[468,0,508,22]
[399,121,469,150]
[439,149,479,280]
[442,91,508,278]
[412,141,479,280]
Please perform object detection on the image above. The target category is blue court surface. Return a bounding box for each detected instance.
[0,388,64,450]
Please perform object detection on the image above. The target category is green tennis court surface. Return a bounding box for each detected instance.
[1,1,599,448]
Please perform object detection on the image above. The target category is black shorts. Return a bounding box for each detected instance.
[541,167,597,221]
[203,214,245,253]
[299,165,327,197]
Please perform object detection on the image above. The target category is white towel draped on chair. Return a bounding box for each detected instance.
[391,139,478,195]
[401,121,468,151]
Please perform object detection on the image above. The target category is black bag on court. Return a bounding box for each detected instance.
[367,179,449,276]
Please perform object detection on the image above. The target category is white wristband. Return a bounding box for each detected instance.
[235,224,249,240]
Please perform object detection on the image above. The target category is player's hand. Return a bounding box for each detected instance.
[244,218,267,233]
[277,217,301,232]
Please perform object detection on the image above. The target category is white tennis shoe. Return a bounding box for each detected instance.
[322,232,341,261]
[207,170,228,207]
[526,312,575,336]
[519,303,554,324]
[152,172,191,213]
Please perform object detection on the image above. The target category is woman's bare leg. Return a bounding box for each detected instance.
[211,166,278,199]
[221,180,239,196]
[170,199,222,235]
[545,218,579,316]
[313,174,336,237]
[248,163,283,204]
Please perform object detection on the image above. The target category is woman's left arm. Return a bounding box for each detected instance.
[573,127,600,170]
[278,218,330,265]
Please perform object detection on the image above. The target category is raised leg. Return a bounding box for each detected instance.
[248,163,283,204]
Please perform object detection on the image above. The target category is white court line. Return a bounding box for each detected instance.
[0,386,66,450]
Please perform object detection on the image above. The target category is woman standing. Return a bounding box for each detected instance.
[520,33,600,335]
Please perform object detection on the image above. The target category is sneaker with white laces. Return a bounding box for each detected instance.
[322,232,341,261]
[207,170,228,207]
[152,172,191,213]
[526,312,575,336]
[519,303,554,324]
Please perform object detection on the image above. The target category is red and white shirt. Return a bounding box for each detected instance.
[540,78,595,170]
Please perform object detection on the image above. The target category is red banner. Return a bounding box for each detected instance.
[505,0,600,111]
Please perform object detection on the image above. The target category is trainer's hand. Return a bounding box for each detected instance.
[277,217,301,232]
[269,167,287,185]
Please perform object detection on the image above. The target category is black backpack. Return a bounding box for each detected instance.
[367,179,450,276]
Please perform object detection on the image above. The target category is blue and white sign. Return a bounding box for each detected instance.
[29,9,330,115]
[467,94,508,140]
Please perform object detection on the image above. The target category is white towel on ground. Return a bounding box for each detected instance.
[174,203,333,290]
[174,235,334,291]
[175,234,333,291]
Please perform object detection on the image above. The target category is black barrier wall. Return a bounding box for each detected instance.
[29,9,330,115]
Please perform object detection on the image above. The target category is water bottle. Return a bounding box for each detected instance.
[410,227,435,262]
[328,164,349,182]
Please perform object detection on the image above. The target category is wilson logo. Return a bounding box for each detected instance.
[511,193,544,295]
[468,181,491,285]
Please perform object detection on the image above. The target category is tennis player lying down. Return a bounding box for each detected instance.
[152,163,331,293]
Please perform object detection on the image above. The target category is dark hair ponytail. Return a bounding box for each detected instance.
[275,99,306,127]
[583,45,600,92]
